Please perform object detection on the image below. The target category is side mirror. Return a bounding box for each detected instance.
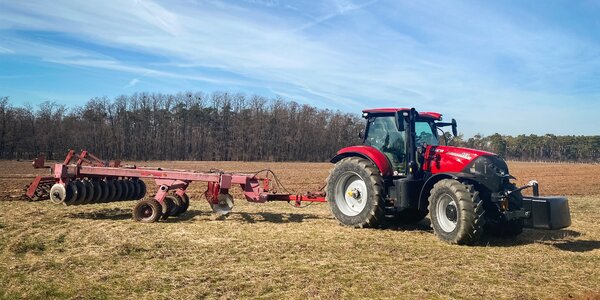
[451,118,458,137]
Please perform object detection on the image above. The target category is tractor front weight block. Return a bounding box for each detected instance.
[522,196,571,230]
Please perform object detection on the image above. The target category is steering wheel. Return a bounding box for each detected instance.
[368,134,389,148]
[417,131,434,145]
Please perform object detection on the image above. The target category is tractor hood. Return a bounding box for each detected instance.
[424,145,511,192]
[424,146,496,173]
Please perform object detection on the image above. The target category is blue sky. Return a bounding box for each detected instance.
[1,0,599,137]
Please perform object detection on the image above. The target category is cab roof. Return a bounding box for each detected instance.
[362,108,442,120]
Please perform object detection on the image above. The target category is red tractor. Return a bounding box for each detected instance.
[326,108,571,244]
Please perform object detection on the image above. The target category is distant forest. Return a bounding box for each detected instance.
[0,93,598,163]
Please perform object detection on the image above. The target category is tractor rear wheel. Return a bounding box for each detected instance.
[326,157,385,228]
[428,179,485,245]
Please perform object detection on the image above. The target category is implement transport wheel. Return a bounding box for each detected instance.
[177,193,190,214]
[165,195,182,216]
[133,199,163,223]
[160,197,176,220]
[326,157,385,228]
[428,179,485,245]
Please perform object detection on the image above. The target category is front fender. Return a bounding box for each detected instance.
[418,172,479,210]
[331,145,393,177]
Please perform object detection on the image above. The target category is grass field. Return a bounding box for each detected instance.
[1,160,599,299]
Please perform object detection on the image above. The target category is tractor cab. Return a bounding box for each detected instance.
[361,108,452,176]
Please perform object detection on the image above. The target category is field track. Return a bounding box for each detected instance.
[1,160,599,299]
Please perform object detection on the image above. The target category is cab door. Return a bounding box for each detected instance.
[364,114,407,175]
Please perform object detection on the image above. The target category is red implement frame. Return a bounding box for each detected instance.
[28,150,326,207]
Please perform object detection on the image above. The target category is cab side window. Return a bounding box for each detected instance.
[365,116,406,174]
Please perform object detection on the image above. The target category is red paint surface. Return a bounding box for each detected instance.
[424,145,494,173]
[361,108,442,120]
[335,145,392,177]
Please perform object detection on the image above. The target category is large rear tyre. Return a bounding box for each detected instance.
[326,157,385,228]
[133,199,163,223]
[428,179,485,245]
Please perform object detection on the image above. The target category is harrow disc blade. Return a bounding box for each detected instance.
[112,180,122,202]
[98,180,109,203]
[73,180,86,205]
[83,180,94,204]
[91,180,102,203]
[211,193,234,216]
[65,182,78,205]
[106,180,117,202]
[136,180,147,200]
[130,179,140,200]
[125,180,137,200]
[49,184,67,204]
[119,180,128,201]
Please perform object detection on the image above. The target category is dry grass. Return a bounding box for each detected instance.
[1,160,599,299]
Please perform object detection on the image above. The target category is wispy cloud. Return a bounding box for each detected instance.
[0,45,14,54]
[124,78,140,89]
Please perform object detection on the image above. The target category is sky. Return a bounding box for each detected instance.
[1,0,599,137]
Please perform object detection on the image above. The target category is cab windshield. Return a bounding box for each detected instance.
[415,120,439,146]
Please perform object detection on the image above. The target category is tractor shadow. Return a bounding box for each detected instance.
[228,212,322,224]
[382,218,434,232]
[476,229,600,252]
[382,220,599,252]
[67,208,132,221]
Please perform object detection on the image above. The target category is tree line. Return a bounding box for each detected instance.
[449,133,600,163]
[0,93,598,162]
[0,93,362,161]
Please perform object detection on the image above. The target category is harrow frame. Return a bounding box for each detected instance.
[25,150,326,222]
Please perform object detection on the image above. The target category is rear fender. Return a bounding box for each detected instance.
[331,146,393,177]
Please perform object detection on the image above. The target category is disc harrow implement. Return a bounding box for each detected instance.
[24,150,326,222]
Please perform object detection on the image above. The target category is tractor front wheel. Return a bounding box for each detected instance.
[326,157,385,228]
[428,179,485,244]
